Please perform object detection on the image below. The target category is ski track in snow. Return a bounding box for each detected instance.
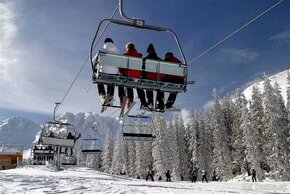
[0,166,289,194]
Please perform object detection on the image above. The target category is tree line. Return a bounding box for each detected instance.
[81,73,290,182]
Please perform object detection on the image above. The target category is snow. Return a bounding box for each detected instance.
[0,166,289,194]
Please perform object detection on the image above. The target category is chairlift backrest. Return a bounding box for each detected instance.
[97,53,187,77]
[145,59,186,77]
[97,52,143,71]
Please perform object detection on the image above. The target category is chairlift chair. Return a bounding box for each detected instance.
[81,138,102,153]
[39,121,78,148]
[121,114,156,141]
[30,144,54,165]
[90,0,191,101]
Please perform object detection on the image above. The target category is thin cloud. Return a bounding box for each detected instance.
[0,1,18,51]
[0,1,18,77]
[269,30,290,44]
[221,48,259,64]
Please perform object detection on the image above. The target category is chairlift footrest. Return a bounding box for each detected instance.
[123,133,156,141]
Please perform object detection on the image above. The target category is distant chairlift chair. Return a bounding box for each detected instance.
[122,114,156,141]
[81,138,102,153]
[39,121,78,148]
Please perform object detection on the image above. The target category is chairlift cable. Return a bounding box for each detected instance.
[187,0,285,65]
[55,5,119,113]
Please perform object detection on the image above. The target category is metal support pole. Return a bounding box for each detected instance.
[57,146,60,171]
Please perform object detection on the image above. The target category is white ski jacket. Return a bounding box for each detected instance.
[99,42,120,74]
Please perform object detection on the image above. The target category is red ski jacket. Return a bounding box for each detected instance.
[119,50,142,78]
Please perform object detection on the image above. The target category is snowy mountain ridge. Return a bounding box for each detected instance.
[243,69,289,104]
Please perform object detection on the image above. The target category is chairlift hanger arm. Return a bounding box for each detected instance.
[90,18,187,70]
[53,102,61,122]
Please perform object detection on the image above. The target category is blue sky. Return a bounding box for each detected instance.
[0,0,289,121]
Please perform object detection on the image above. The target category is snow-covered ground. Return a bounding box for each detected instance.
[0,166,289,194]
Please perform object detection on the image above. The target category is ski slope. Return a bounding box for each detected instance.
[0,166,289,194]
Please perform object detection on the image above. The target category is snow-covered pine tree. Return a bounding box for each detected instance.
[169,119,181,181]
[126,137,136,176]
[152,113,167,178]
[183,111,193,177]
[210,88,233,180]
[230,89,247,175]
[273,82,290,179]
[164,121,175,177]
[101,129,113,173]
[187,110,198,175]
[110,131,126,175]
[201,114,214,179]
[242,104,264,181]
[263,77,290,180]
[188,109,214,181]
[249,85,266,174]
[135,125,153,178]
[170,116,189,181]
[177,116,190,180]
[220,94,234,144]
[85,152,100,169]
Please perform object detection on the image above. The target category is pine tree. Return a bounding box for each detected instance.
[110,131,126,175]
[152,114,167,178]
[164,121,175,177]
[249,85,266,174]
[210,88,233,180]
[188,111,201,179]
[202,114,214,179]
[273,82,290,179]
[135,124,153,178]
[263,77,290,180]
[127,140,136,176]
[171,116,190,181]
[242,104,264,181]
[101,129,113,173]
[231,89,247,175]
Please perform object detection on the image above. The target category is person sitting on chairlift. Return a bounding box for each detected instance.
[163,52,183,109]
[65,132,75,155]
[95,38,120,106]
[141,43,165,112]
[119,42,142,108]
[48,131,55,137]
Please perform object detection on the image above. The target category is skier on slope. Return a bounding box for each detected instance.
[251,168,257,182]
[146,165,154,181]
[201,169,208,183]
[165,170,171,181]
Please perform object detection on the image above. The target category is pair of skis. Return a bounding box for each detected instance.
[100,96,136,122]
[118,96,136,122]
[100,95,118,113]
[101,96,181,122]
